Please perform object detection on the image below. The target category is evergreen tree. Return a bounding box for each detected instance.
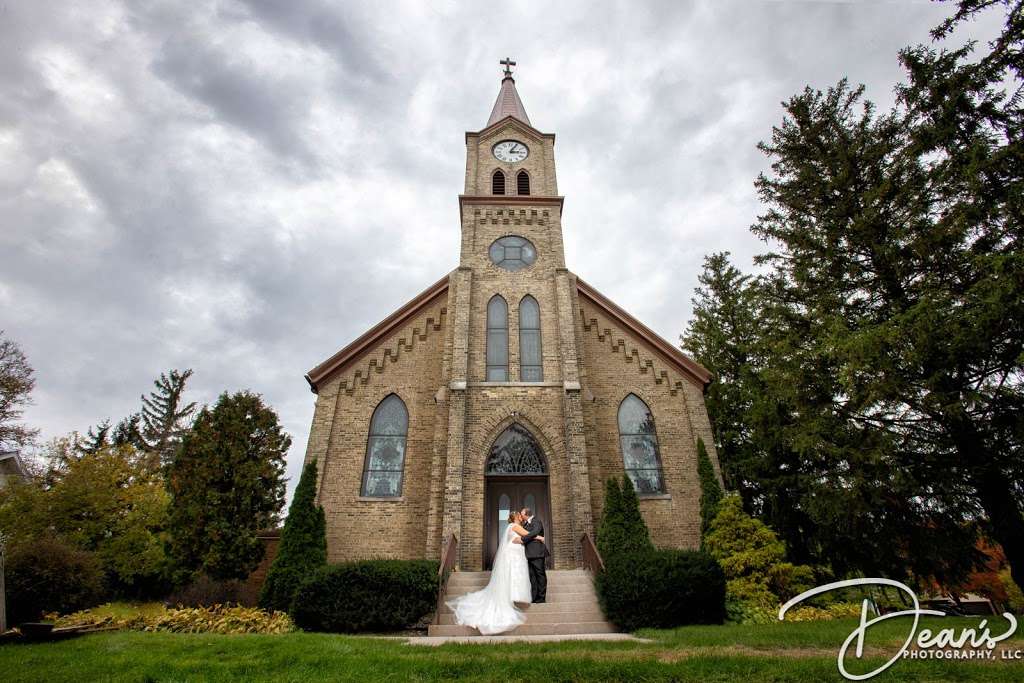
[697,437,724,543]
[596,477,624,560]
[259,459,327,612]
[166,391,289,582]
[682,253,762,496]
[76,420,112,455]
[141,369,197,468]
[618,475,653,555]
[112,412,145,449]
[682,1,1024,588]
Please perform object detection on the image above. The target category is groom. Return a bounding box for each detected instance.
[519,507,549,603]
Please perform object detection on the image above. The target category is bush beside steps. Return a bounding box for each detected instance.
[290,559,439,633]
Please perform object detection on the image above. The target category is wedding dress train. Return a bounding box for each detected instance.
[446,525,532,634]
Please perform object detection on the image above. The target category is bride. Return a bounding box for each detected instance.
[446,510,544,635]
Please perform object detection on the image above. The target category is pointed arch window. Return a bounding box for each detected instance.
[486,424,547,474]
[519,295,542,381]
[486,295,509,381]
[492,170,506,195]
[517,170,530,195]
[617,394,666,494]
[361,394,408,497]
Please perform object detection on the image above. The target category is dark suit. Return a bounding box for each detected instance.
[520,517,550,602]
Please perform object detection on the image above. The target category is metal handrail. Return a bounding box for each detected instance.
[580,533,604,574]
[433,533,459,624]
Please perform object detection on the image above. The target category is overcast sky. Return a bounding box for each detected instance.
[0,0,1004,498]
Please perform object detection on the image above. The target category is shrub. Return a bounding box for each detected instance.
[260,459,327,612]
[596,475,654,561]
[290,560,438,633]
[696,437,723,542]
[704,494,816,621]
[50,603,293,634]
[5,536,104,624]
[596,477,624,560]
[597,549,726,630]
[594,473,725,630]
[166,574,243,607]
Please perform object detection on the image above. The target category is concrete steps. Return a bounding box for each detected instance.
[428,569,617,637]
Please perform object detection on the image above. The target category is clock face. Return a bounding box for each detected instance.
[493,140,528,163]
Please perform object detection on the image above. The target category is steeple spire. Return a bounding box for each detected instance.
[486,58,531,128]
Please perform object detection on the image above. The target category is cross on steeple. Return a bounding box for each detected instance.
[500,57,516,78]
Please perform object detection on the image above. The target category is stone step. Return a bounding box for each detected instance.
[438,600,600,616]
[445,587,597,603]
[447,570,591,579]
[436,609,607,625]
[427,621,617,637]
[447,575,594,588]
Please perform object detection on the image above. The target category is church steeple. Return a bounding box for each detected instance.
[486,58,531,128]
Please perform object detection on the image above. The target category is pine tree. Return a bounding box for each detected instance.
[697,437,723,543]
[76,420,112,455]
[682,1,1024,588]
[165,391,289,582]
[140,369,197,469]
[111,413,145,449]
[681,252,762,496]
[259,459,327,612]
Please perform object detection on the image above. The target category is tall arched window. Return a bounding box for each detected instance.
[517,170,530,195]
[617,394,665,494]
[519,295,542,381]
[361,394,408,497]
[486,295,509,381]
[492,170,506,195]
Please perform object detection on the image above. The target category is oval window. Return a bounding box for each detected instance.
[489,235,537,271]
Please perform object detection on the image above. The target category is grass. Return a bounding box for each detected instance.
[1,616,1021,681]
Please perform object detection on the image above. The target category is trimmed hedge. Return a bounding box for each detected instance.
[596,549,726,631]
[290,560,438,633]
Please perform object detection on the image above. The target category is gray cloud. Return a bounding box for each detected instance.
[0,0,1004,498]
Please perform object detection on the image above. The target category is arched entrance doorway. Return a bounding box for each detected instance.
[483,424,552,569]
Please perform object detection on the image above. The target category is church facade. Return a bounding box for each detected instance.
[302,65,722,571]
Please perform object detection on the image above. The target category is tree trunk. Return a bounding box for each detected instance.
[971,464,1024,594]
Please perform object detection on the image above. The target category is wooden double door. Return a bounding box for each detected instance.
[484,476,553,569]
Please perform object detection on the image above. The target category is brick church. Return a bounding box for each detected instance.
[302,62,722,571]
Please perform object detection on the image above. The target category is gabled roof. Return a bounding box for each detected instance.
[575,276,713,388]
[487,76,531,128]
[305,274,451,393]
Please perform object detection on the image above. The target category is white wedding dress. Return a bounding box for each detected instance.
[446,525,532,634]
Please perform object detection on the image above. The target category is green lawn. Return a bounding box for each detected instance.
[1,616,1021,682]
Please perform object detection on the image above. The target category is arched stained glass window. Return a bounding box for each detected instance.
[617,394,666,494]
[492,170,506,195]
[360,394,408,497]
[486,424,546,474]
[486,295,509,381]
[517,170,530,195]
[519,295,542,381]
